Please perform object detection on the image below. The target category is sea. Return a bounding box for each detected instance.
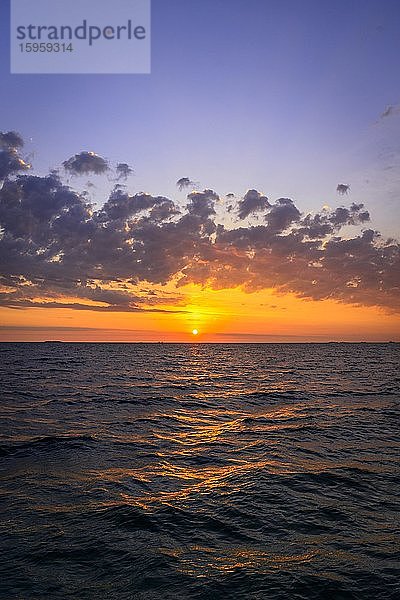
[0,342,399,599]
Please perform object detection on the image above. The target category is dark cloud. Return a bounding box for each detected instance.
[100,188,178,222]
[0,149,30,181]
[177,177,195,191]
[187,189,218,219]
[0,131,24,150]
[337,183,350,195]
[63,151,109,175]
[237,189,270,220]
[0,132,30,181]
[1,133,399,313]
[298,203,370,239]
[264,198,301,233]
[115,163,134,180]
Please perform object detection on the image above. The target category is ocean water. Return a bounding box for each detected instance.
[0,342,399,600]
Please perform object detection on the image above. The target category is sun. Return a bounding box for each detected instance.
[192,329,199,336]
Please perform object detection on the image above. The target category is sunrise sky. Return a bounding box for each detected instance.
[1,0,400,342]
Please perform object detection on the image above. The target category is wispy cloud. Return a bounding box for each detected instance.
[336,183,350,195]
[380,103,400,119]
[115,162,134,180]
[176,177,196,191]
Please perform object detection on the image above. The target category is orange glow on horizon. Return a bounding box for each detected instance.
[0,282,399,342]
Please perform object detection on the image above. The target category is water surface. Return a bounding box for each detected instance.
[1,343,399,599]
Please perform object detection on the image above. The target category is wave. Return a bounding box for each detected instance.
[0,434,96,456]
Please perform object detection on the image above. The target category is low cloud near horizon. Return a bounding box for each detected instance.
[0,132,399,314]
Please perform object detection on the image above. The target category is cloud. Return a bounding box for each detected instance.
[380,104,400,119]
[176,177,195,191]
[237,189,270,219]
[63,151,109,175]
[0,133,399,313]
[187,189,218,219]
[100,188,179,222]
[0,131,24,150]
[0,149,30,181]
[3,299,183,313]
[298,203,370,239]
[115,162,134,180]
[337,183,350,195]
[265,198,301,232]
[0,132,30,182]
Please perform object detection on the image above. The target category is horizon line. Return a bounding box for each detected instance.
[0,340,398,345]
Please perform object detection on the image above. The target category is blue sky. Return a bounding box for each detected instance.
[1,0,399,235]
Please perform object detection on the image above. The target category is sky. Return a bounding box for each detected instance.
[0,0,399,342]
